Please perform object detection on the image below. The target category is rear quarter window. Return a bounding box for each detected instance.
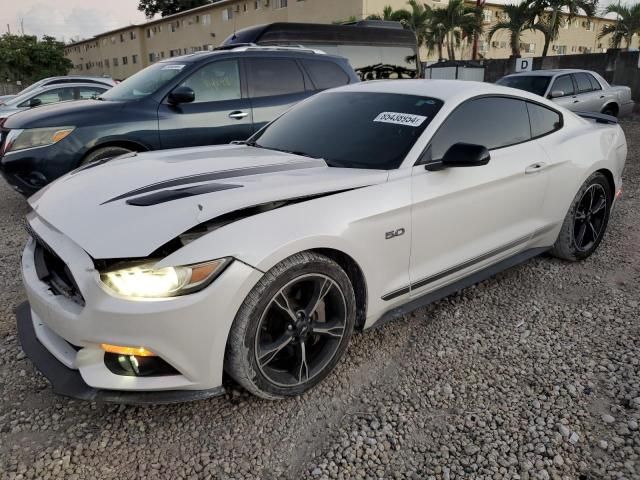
[302,59,350,90]
[526,102,562,138]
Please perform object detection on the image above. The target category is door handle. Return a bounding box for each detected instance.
[525,162,547,174]
[573,99,579,103]
[600,95,605,98]
[229,110,248,120]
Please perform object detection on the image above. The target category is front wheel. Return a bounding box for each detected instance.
[550,172,612,261]
[80,146,134,167]
[225,252,356,399]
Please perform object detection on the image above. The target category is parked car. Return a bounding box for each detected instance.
[0,75,115,105]
[0,46,358,196]
[16,80,626,403]
[0,82,111,125]
[496,69,634,117]
[222,21,421,80]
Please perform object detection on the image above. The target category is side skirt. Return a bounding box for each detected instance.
[369,246,549,330]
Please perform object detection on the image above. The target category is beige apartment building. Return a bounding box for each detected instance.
[64,0,637,79]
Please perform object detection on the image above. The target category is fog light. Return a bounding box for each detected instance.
[101,343,156,357]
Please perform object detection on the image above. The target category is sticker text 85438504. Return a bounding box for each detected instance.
[373,112,427,127]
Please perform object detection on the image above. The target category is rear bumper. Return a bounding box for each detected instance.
[619,101,634,118]
[16,302,225,404]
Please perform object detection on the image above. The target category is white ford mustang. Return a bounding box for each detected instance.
[17,80,627,403]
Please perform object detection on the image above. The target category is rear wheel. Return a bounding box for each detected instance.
[550,172,612,261]
[225,252,356,399]
[80,146,134,167]
[602,105,618,117]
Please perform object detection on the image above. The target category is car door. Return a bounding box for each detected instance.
[572,72,601,112]
[549,74,580,111]
[409,97,552,297]
[245,57,313,133]
[158,59,254,149]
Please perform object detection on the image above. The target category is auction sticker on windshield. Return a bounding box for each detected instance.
[162,64,186,70]
[373,112,427,127]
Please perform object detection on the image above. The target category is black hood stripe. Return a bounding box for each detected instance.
[102,160,322,205]
[127,183,242,206]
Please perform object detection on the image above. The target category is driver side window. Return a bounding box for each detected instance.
[551,75,575,97]
[428,97,531,161]
[19,87,76,108]
[180,60,241,103]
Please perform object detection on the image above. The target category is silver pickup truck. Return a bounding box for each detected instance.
[497,69,634,117]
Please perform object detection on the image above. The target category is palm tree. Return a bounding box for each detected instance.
[432,0,483,60]
[368,2,432,48]
[598,3,640,49]
[529,0,598,56]
[367,5,409,21]
[488,1,547,57]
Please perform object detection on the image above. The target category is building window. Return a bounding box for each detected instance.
[222,8,233,21]
[113,57,119,66]
[105,59,110,68]
[254,0,261,9]
[130,31,136,40]
[132,54,138,64]
[146,28,153,38]
[111,36,116,44]
[482,10,492,22]
[122,56,128,65]
[275,0,288,8]
[149,53,156,62]
[555,45,567,55]
[202,14,211,24]
[120,33,125,42]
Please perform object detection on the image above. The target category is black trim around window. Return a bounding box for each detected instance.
[415,94,564,166]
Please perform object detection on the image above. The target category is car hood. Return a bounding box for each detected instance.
[28,145,389,259]
[4,99,123,129]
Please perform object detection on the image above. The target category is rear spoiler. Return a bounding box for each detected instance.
[576,111,618,124]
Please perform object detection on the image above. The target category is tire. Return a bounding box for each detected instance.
[550,172,612,262]
[225,252,356,399]
[602,105,617,117]
[80,146,134,167]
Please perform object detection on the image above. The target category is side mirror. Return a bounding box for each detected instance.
[167,86,195,105]
[549,90,564,99]
[425,143,490,171]
[29,98,42,108]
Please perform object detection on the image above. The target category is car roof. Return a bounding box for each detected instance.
[505,69,591,77]
[159,46,341,64]
[330,79,553,105]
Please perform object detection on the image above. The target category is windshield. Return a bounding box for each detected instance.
[250,91,442,170]
[497,75,551,97]
[100,63,188,101]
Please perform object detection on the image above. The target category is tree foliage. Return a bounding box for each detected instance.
[138,0,212,18]
[528,0,598,56]
[598,2,640,49]
[367,0,483,61]
[488,1,547,57]
[0,34,72,84]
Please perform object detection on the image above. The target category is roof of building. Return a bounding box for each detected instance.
[64,0,616,48]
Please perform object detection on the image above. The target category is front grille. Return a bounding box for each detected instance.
[31,235,85,306]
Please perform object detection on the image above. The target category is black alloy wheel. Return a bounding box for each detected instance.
[255,274,347,387]
[551,172,612,262]
[573,183,608,253]
[225,252,356,399]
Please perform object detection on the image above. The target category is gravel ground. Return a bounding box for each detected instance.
[1,119,639,480]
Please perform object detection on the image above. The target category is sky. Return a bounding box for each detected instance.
[0,0,148,42]
[0,0,632,42]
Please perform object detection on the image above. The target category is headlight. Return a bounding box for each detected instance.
[4,126,75,153]
[100,258,231,299]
